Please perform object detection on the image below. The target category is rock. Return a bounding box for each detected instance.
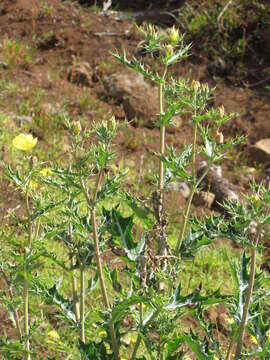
[0,61,8,69]
[12,115,33,126]
[36,32,62,50]
[103,70,159,128]
[193,191,215,208]
[249,138,270,164]
[197,161,239,205]
[168,181,190,199]
[67,61,92,87]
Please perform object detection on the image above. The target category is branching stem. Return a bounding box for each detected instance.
[158,66,168,213]
[175,161,212,255]
[131,309,159,360]
[24,189,32,360]
[69,224,80,325]
[234,227,261,359]
[80,264,85,343]
[80,171,120,359]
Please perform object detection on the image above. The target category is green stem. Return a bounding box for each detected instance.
[234,229,261,359]
[191,123,198,179]
[80,171,120,360]
[225,336,234,360]
[24,259,30,360]
[158,66,168,214]
[69,224,80,325]
[131,309,159,360]
[24,190,32,360]
[80,264,85,343]
[175,161,212,255]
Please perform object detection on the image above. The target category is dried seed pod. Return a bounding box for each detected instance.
[215,130,224,144]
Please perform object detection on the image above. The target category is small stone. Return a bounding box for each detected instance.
[103,70,159,128]
[67,62,92,87]
[0,61,8,69]
[249,138,270,164]
[193,191,215,208]
[12,115,33,126]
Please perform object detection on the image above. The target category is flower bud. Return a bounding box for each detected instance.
[191,80,200,92]
[251,194,261,207]
[108,116,116,132]
[215,130,224,144]
[73,121,81,136]
[201,83,209,92]
[169,26,179,43]
[165,44,174,56]
[219,105,225,118]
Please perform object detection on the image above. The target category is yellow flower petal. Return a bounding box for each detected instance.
[40,167,53,176]
[13,133,37,151]
[266,329,270,339]
[47,329,60,342]
[250,335,258,345]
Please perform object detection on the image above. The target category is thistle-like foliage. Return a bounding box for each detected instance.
[1,23,270,360]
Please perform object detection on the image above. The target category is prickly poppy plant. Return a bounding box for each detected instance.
[1,24,269,360]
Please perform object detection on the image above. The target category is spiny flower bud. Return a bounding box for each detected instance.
[165,44,174,56]
[201,83,209,92]
[108,116,116,132]
[219,105,225,118]
[169,25,179,43]
[73,121,81,136]
[215,130,224,144]
[251,194,261,208]
[191,80,200,92]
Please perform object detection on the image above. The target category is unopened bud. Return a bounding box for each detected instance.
[219,105,225,118]
[73,121,81,136]
[201,83,209,92]
[251,194,261,208]
[166,44,174,56]
[169,25,179,43]
[215,130,224,144]
[108,116,116,132]
[192,80,200,92]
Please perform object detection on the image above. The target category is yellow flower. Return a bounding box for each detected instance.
[250,335,258,345]
[40,167,53,176]
[184,357,192,360]
[266,329,270,340]
[99,330,107,338]
[46,329,61,344]
[12,133,37,151]
[214,355,219,360]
